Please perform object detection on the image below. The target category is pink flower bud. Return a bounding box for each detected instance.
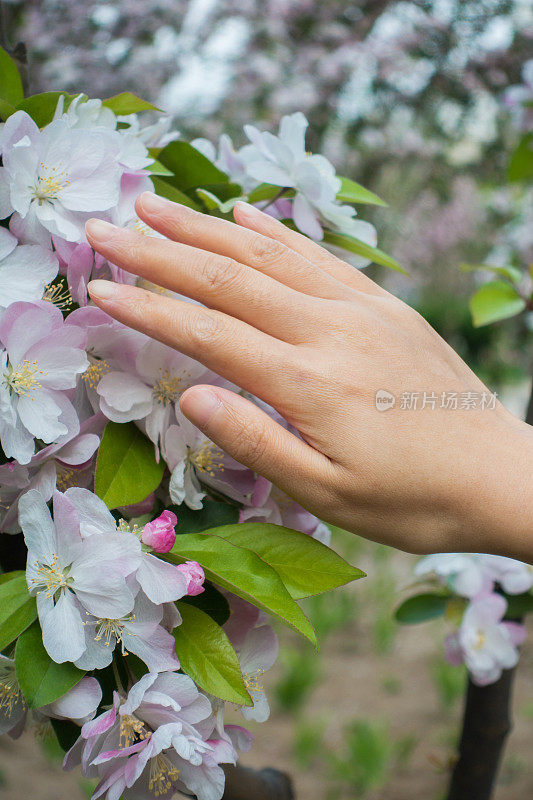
[176,561,205,596]
[141,510,177,553]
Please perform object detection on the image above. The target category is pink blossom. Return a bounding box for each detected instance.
[0,301,88,464]
[141,510,177,553]
[177,561,206,596]
[64,672,230,800]
[447,593,527,686]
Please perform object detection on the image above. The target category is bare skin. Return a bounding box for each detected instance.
[85,193,533,562]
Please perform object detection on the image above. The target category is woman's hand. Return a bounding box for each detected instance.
[85,194,533,559]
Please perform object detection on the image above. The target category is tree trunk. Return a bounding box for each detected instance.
[447,668,516,800]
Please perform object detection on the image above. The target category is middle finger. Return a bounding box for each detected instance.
[85,219,323,344]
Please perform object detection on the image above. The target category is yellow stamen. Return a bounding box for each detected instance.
[119,713,149,748]
[190,440,225,477]
[30,556,70,598]
[132,218,156,237]
[43,282,73,310]
[244,668,265,693]
[81,358,110,389]
[117,519,140,536]
[92,614,135,654]
[4,359,45,398]
[56,465,83,492]
[34,161,71,202]
[153,369,189,405]
[137,278,171,297]
[148,754,180,796]
[0,674,22,717]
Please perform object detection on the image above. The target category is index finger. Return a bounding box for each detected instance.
[86,280,302,410]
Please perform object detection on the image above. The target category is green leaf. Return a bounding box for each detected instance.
[504,592,533,619]
[157,141,228,191]
[16,92,69,127]
[508,133,533,182]
[151,176,201,210]
[395,593,448,625]
[180,582,231,625]
[165,534,317,645]
[247,183,286,204]
[0,98,16,120]
[200,182,242,202]
[196,188,244,214]
[322,231,406,274]
[0,570,25,586]
[102,92,160,115]
[461,263,523,285]
[337,177,387,206]
[0,574,37,652]
[146,159,174,177]
[469,281,526,327]
[174,602,251,705]
[95,421,165,509]
[206,523,364,599]
[0,46,24,107]
[172,499,239,535]
[15,622,85,708]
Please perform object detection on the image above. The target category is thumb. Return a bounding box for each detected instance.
[178,385,331,501]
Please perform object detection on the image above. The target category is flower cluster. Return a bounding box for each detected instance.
[0,73,370,800]
[415,553,532,685]
[193,112,377,248]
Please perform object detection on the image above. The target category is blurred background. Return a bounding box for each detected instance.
[0,1,532,798]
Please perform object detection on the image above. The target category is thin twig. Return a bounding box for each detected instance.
[260,187,290,212]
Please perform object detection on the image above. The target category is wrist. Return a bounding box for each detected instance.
[458,412,533,562]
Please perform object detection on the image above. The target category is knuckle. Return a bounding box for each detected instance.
[248,235,287,265]
[286,350,336,400]
[128,290,152,318]
[227,415,270,466]
[167,208,199,239]
[124,290,158,335]
[112,234,147,269]
[184,309,228,349]
[200,256,243,296]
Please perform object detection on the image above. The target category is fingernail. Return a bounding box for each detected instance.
[88,280,118,300]
[85,219,119,241]
[184,389,221,428]
[234,201,262,218]
[138,191,169,213]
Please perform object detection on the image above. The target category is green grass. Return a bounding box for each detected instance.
[327,719,395,797]
[292,718,325,769]
[274,648,322,713]
[431,659,466,711]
